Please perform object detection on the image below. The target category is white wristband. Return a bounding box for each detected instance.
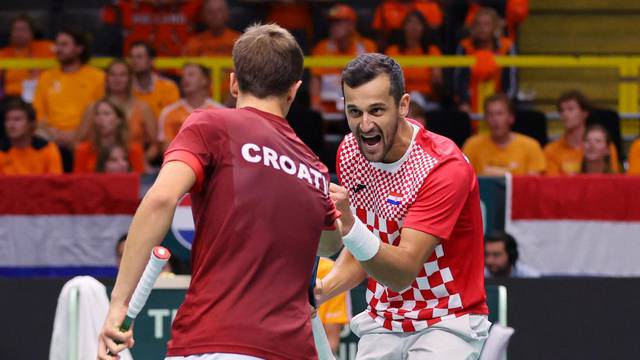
[343,216,380,261]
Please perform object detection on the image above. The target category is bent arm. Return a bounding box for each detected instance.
[317,248,367,305]
[110,161,195,306]
[318,223,343,257]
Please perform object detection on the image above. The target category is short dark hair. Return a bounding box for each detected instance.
[130,41,157,59]
[484,93,515,115]
[341,53,405,105]
[58,29,92,64]
[232,24,304,98]
[557,90,590,112]
[486,231,519,266]
[184,63,211,82]
[4,99,36,123]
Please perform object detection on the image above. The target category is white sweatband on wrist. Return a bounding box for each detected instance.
[343,216,380,261]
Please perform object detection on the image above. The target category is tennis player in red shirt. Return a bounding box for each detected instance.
[98,24,343,360]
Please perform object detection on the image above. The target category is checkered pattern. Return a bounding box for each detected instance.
[338,133,465,332]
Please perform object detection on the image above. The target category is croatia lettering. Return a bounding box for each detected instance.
[241,143,328,194]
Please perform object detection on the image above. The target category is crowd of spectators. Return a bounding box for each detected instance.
[0,0,639,177]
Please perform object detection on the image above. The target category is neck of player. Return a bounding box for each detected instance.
[236,93,289,119]
[383,118,414,163]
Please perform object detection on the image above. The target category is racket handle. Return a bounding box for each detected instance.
[126,246,170,319]
[311,315,336,360]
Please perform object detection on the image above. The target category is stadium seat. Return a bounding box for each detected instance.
[425,109,472,148]
[514,109,549,146]
[587,108,623,161]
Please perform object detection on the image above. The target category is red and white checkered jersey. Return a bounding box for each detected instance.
[336,121,488,332]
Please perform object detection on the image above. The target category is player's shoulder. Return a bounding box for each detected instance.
[415,122,465,161]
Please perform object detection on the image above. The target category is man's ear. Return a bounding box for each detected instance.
[398,93,411,118]
[229,72,239,98]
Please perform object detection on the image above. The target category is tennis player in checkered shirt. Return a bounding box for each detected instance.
[317,53,490,359]
[98,24,343,360]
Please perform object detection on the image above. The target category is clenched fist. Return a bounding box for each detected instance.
[329,183,355,235]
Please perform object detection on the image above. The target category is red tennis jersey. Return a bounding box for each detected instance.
[164,107,337,359]
[336,120,488,332]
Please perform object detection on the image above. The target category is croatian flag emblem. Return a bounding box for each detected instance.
[386,191,403,205]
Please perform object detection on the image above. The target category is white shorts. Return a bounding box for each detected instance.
[350,312,491,360]
[165,354,264,360]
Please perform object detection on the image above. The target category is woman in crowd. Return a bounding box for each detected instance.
[77,59,158,162]
[73,99,145,173]
[454,7,516,113]
[385,11,442,105]
[581,124,616,174]
[96,144,131,173]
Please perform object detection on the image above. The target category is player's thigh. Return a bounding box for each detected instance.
[355,333,404,360]
[406,328,483,360]
[165,354,264,360]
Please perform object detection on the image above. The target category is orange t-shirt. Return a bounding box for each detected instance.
[133,74,180,118]
[543,137,620,175]
[73,141,145,173]
[0,40,55,97]
[104,0,202,56]
[267,3,313,38]
[0,137,62,175]
[386,44,441,96]
[182,28,240,56]
[127,100,155,145]
[33,65,105,131]
[159,98,224,144]
[628,139,640,175]
[373,0,443,31]
[465,0,529,40]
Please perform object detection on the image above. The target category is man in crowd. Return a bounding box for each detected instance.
[158,63,224,148]
[130,42,180,118]
[318,53,489,359]
[0,14,54,100]
[544,90,619,175]
[310,4,377,114]
[182,0,240,56]
[485,231,540,278]
[33,29,104,171]
[463,94,546,175]
[0,99,62,175]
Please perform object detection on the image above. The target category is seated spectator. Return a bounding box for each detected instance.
[485,231,539,278]
[385,11,442,102]
[544,90,620,175]
[628,138,640,175]
[462,94,545,175]
[267,2,313,48]
[33,29,105,172]
[0,99,62,175]
[373,0,443,49]
[96,144,131,173]
[454,7,516,113]
[129,42,180,118]
[316,257,351,355]
[102,0,202,57]
[159,63,224,148]
[77,59,158,162]
[182,0,239,56]
[74,100,145,173]
[465,0,529,41]
[581,124,616,174]
[310,4,377,114]
[0,15,54,101]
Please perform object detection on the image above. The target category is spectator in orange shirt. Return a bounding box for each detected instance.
[0,99,62,175]
[96,144,132,173]
[77,59,158,162]
[33,29,105,172]
[267,2,314,49]
[129,42,180,118]
[544,90,620,175]
[74,99,145,173]
[310,4,377,114]
[0,15,54,100]
[581,124,616,174]
[182,0,240,56]
[159,63,224,148]
[372,0,443,49]
[454,7,516,113]
[627,138,640,175]
[103,0,202,57]
[465,0,529,41]
[385,11,443,101]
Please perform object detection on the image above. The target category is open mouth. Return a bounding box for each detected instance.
[360,134,382,147]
